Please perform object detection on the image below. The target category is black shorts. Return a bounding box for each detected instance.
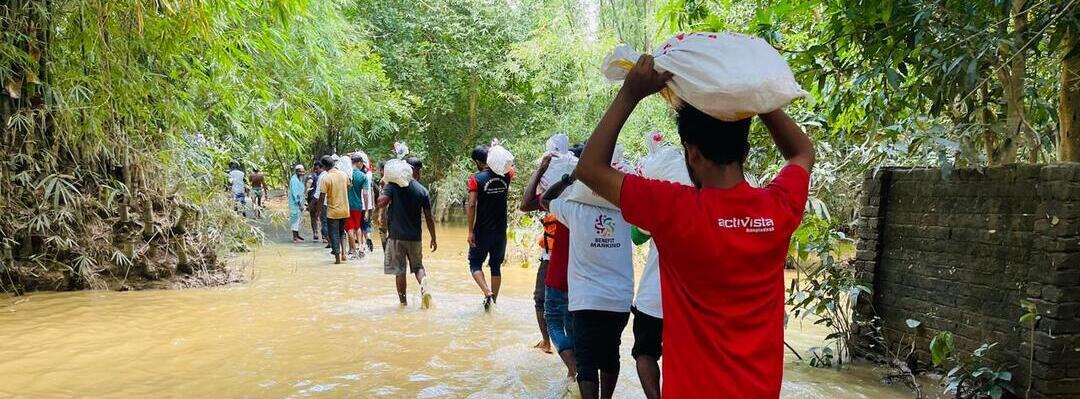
[468,231,507,276]
[631,306,663,359]
[571,309,630,384]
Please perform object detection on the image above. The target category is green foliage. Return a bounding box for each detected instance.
[786,213,863,368]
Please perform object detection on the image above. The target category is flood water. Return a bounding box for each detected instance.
[0,218,920,398]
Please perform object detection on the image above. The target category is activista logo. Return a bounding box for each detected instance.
[717,216,776,233]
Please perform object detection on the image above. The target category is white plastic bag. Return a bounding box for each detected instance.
[383,142,413,187]
[393,142,409,159]
[486,139,515,177]
[564,145,632,209]
[383,158,413,187]
[601,32,808,121]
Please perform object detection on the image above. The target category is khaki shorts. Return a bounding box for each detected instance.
[385,239,423,275]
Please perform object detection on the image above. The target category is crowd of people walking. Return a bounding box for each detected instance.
[233,56,813,398]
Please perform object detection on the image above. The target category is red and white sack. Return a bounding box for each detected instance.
[564,144,633,209]
[601,32,808,121]
[638,131,692,186]
[486,139,515,177]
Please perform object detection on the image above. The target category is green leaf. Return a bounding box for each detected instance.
[930,331,954,366]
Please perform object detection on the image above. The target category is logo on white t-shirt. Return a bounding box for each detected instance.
[590,213,621,248]
[717,216,775,233]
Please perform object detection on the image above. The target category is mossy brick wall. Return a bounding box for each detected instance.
[852,164,1080,398]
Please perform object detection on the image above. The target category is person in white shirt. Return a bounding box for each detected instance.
[227,162,247,213]
[543,174,634,399]
[630,226,662,399]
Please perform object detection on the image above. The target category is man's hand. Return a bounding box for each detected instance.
[430,239,438,252]
[620,55,673,102]
[540,152,554,168]
[467,233,476,248]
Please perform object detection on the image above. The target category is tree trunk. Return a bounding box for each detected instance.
[1060,27,1080,162]
[995,0,1037,164]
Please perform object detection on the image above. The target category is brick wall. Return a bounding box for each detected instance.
[852,164,1080,398]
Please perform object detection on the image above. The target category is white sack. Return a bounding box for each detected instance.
[564,145,632,209]
[487,141,515,177]
[546,133,569,154]
[601,32,808,121]
[335,154,353,176]
[638,131,692,186]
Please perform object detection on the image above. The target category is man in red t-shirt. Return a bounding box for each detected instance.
[576,55,814,398]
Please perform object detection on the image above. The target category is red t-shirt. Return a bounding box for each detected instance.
[620,165,809,398]
[544,221,570,292]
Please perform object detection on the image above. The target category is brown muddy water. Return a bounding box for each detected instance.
[0,221,921,398]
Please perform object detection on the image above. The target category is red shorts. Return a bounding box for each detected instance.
[345,210,364,231]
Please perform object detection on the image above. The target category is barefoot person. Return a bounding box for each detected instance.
[377,157,437,307]
[542,171,634,399]
[521,152,580,383]
[575,55,813,398]
[519,153,558,354]
[465,145,513,311]
[317,156,351,264]
[288,165,307,243]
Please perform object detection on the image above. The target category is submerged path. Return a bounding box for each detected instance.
[0,218,919,398]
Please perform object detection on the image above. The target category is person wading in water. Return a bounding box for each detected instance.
[317,156,351,264]
[465,145,514,311]
[288,165,307,243]
[575,55,814,398]
[305,162,323,241]
[377,157,437,308]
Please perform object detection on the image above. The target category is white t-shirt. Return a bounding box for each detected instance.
[550,199,634,313]
[228,170,245,195]
[315,172,328,205]
[635,241,662,318]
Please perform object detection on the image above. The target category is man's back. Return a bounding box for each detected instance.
[228,169,245,195]
[383,181,431,241]
[468,169,510,234]
[321,169,351,219]
[548,199,634,313]
[619,165,809,398]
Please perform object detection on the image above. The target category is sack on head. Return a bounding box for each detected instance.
[637,131,692,185]
[563,144,632,209]
[601,32,808,121]
[487,139,515,177]
[383,158,413,187]
[539,152,578,193]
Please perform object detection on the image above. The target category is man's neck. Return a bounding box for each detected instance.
[697,163,745,189]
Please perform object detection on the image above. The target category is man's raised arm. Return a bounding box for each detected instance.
[576,55,672,206]
[760,110,814,172]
